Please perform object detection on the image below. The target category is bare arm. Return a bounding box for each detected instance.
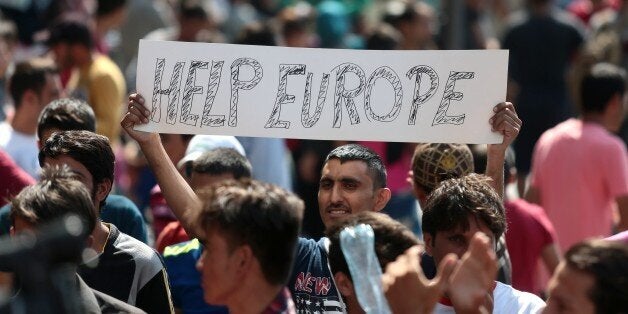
[616,195,628,232]
[540,243,561,275]
[486,102,521,199]
[121,94,203,239]
[524,186,541,205]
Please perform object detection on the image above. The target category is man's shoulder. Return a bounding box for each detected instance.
[109,225,163,269]
[493,282,546,313]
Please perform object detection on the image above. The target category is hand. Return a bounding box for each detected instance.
[448,233,498,314]
[488,102,521,153]
[382,245,457,314]
[121,93,160,145]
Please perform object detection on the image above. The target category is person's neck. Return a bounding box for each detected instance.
[91,221,110,253]
[581,113,608,129]
[10,110,37,135]
[227,280,282,314]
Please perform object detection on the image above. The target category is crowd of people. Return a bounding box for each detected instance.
[0,0,627,313]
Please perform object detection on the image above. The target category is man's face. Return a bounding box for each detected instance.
[43,155,99,208]
[543,262,596,314]
[196,229,240,305]
[37,73,62,109]
[50,43,73,70]
[318,159,383,228]
[424,215,496,266]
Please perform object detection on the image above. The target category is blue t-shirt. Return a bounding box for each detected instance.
[0,194,148,243]
[162,239,228,314]
[288,237,345,313]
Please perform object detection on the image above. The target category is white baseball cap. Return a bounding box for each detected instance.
[176,135,246,169]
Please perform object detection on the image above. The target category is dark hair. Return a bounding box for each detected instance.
[96,0,127,17]
[327,211,419,281]
[422,173,506,242]
[192,148,252,179]
[194,179,303,285]
[178,0,209,20]
[564,239,628,314]
[47,20,93,49]
[581,63,626,113]
[39,130,114,208]
[325,144,387,189]
[366,24,401,50]
[10,165,97,236]
[469,144,516,184]
[236,22,277,46]
[383,1,419,27]
[37,98,96,141]
[9,58,57,108]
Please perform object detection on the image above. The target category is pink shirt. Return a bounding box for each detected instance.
[530,119,628,252]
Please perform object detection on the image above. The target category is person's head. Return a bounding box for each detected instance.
[422,174,505,266]
[544,239,628,314]
[318,144,391,228]
[235,22,277,46]
[383,0,434,49]
[365,23,401,50]
[10,164,97,239]
[190,148,252,190]
[37,98,96,145]
[175,135,245,176]
[95,0,127,31]
[278,3,314,48]
[193,180,303,307]
[581,62,627,132]
[327,211,419,313]
[177,0,211,42]
[8,58,61,116]
[160,133,194,166]
[411,143,474,206]
[47,20,94,69]
[39,130,114,210]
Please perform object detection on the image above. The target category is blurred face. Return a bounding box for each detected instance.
[38,73,62,109]
[196,229,240,306]
[424,215,496,266]
[160,134,189,165]
[51,43,73,70]
[43,155,100,207]
[543,262,596,314]
[318,159,384,228]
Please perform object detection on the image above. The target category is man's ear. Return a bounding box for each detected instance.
[94,179,113,206]
[423,233,434,256]
[234,244,253,277]
[374,188,392,212]
[333,272,355,298]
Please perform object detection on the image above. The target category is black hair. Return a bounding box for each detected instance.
[325,144,387,189]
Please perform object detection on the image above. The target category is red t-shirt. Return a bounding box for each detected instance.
[0,149,35,206]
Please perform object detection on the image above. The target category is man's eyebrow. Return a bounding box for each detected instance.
[340,177,360,184]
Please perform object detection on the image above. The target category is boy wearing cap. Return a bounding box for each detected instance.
[410,143,514,284]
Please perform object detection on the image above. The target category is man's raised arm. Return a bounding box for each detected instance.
[121,93,203,238]
[486,102,521,199]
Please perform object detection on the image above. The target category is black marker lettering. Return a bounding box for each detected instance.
[230,58,263,127]
[152,58,185,124]
[265,64,305,129]
[432,71,474,126]
[364,66,403,122]
[406,65,438,125]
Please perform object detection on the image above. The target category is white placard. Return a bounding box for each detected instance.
[135,40,508,143]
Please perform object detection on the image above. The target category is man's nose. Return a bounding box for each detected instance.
[330,184,343,203]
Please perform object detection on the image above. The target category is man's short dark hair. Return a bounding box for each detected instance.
[47,20,93,49]
[194,179,303,285]
[327,211,419,281]
[10,165,97,236]
[581,63,626,113]
[325,144,387,189]
[96,0,127,17]
[422,173,506,243]
[564,239,628,313]
[192,148,252,179]
[39,131,114,208]
[9,58,57,108]
[37,98,96,140]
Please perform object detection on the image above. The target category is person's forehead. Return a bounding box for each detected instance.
[322,158,371,176]
[440,216,494,237]
[45,155,91,175]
